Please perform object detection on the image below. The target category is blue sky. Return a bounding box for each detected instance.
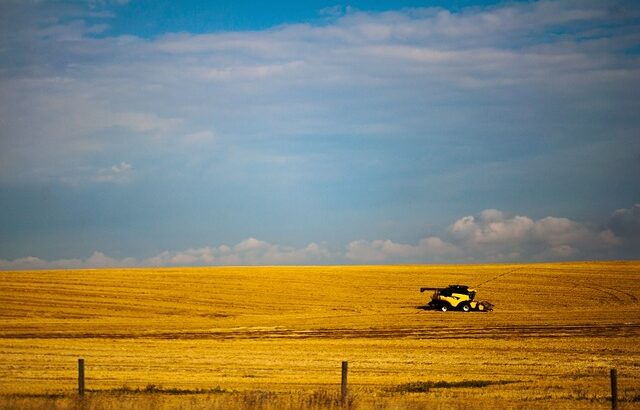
[0,0,639,268]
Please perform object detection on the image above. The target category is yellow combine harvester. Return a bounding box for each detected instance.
[420,284,494,312]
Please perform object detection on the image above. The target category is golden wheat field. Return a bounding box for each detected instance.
[1,261,639,409]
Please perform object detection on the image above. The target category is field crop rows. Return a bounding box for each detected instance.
[0,262,639,408]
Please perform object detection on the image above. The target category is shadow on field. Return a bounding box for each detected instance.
[415,305,493,312]
[416,304,438,311]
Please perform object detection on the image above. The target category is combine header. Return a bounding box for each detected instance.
[420,285,493,312]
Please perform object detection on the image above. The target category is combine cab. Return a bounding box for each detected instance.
[420,285,493,312]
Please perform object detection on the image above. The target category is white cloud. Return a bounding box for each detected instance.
[1,204,637,269]
[195,61,304,82]
[223,238,333,265]
[86,251,136,267]
[58,161,134,185]
[450,209,535,245]
[0,256,84,270]
[0,239,334,270]
[0,251,136,270]
[1,0,638,187]
[451,212,619,261]
[93,161,133,183]
[346,237,459,262]
[346,208,623,263]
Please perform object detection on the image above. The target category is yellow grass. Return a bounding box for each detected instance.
[1,262,639,409]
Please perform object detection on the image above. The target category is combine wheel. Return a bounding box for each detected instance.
[440,304,449,312]
[460,303,471,312]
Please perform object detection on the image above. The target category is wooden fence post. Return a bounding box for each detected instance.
[611,368,617,410]
[78,358,85,396]
[341,361,348,404]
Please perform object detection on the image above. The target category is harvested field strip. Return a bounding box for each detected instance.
[2,323,639,340]
[390,379,517,392]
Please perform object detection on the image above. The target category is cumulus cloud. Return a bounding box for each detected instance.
[346,208,624,263]
[449,211,619,261]
[0,239,333,270]
[608,204,640,238]
[0,256,84,270]
[0,251,135,270]
[86,251,137,267]
[147,238,333,266]
[346,237,459,263]
[0,205,637,269]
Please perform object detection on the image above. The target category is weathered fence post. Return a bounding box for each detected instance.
[78,358,85,396]
[610,368,617,410]
[341,361,348,404]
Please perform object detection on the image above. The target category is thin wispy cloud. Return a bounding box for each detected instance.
[58,161,133,186]
[2,1,638,181]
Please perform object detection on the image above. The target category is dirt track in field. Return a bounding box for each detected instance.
[3,322,640,340]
